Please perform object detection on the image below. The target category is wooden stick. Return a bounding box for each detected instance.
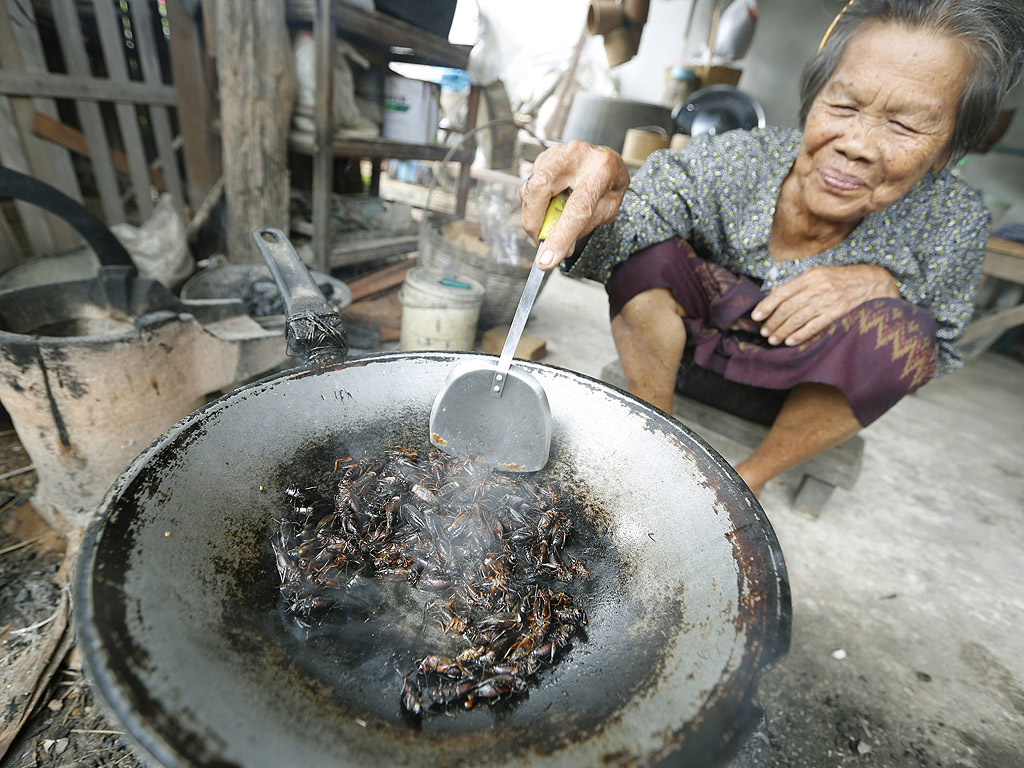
[0,537,40,556]
[0,464,34,482]
[185,176,224,239]
[70,729,126,736]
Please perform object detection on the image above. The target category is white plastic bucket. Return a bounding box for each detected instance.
[398,267,485,351]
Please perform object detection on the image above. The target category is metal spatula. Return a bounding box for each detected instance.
[428,192,567,472]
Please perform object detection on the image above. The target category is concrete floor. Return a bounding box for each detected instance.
[529,269,1024,767]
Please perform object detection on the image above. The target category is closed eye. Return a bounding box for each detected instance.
[888,119,918,134]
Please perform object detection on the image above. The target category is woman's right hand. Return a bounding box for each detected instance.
[519,140,630,270]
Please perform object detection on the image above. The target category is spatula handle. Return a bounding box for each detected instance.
[492,261,545,395]
[491,192,567,397]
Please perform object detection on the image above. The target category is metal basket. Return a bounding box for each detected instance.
[418,212,547,331]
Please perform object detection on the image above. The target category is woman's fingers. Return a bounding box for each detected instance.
[536,186,601,268]
[754,268,854,345]
[766,303,835,345]
[520,141,629,269]
[753,265,899,345]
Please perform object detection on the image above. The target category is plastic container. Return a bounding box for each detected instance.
[418,213,545,331]
[382,75,440,144]
[398,266,485,351]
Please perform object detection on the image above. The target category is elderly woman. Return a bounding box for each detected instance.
[520,0,1024,496]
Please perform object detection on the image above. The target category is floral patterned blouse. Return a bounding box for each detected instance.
[568,126,990,377]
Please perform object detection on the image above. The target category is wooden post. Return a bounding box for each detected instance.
[455,85,480,218]
[311,0,334,273]
[216,0,294,263]
[166,0,221,208]
[0,0,81,250]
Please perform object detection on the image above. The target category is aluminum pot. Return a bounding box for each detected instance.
[75,347,790,767]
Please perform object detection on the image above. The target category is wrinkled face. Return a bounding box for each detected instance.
[794,23,972,224]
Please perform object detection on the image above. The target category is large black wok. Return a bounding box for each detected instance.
[75,348,789,767]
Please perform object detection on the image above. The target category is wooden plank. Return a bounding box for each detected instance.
[165,0,219,206]
[958,292,1024,345]
[129,0,186,210]
[0,0,80,248]
[288,130,471,163]
[344,257,417,302]
[793,475,835,519]
[31,113,166,190]
[982,248,1024,285]
[960,239,1024,357]
[0,70,178,105]
[286,0,470,70]
[0,95,56,253]
[50,0,125,224]
[92,0,154,220]
[342,288,402,342]
[326,235,417,268]
[988,236,1024,260]
[480,327,547,359]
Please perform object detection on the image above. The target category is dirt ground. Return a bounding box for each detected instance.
[2,273,1023,767]
[0,424,141,768]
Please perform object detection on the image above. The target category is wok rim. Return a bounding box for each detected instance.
[74,350,792,768]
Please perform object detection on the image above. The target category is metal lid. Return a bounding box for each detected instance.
[672,85,766,137]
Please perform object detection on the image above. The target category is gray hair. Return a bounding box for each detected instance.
[799,0,1024,161]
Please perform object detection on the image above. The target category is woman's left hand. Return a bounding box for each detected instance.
[751,264,901,346]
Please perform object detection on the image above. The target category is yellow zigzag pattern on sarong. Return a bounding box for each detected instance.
[843,306,933,390]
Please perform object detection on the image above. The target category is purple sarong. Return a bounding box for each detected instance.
[605,239,937,426]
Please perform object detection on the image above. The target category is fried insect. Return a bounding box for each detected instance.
[270,447,590,714]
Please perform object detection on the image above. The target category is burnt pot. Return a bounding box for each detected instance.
[74,348,790,767]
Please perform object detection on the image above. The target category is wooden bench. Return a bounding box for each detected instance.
[600,360,864,517]
[957,236,1024,359]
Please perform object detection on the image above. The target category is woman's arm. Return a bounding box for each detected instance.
[916,222,989,375]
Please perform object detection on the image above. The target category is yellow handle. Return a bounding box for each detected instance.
[538,191,569,242]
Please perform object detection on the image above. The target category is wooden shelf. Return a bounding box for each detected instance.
[289,131,470,164]
[286,0,478,271]
[286,0,470,69]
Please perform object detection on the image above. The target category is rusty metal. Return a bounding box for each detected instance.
[0,269,288,531]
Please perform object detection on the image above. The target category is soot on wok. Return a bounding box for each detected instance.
[271,446,590,714]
